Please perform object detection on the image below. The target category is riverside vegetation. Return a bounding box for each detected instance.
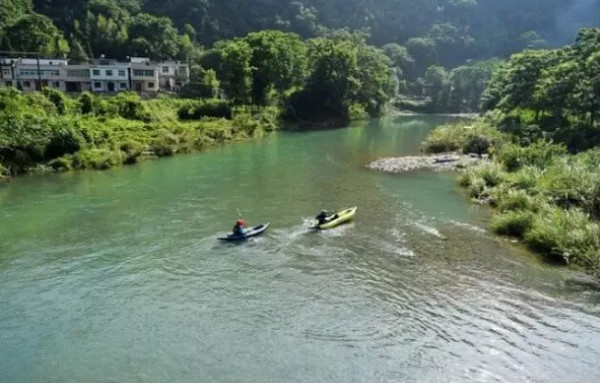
[0,89,279,181]
[421,28,600,277]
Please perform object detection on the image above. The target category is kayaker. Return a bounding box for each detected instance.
[233,219,248,236]
[316,210,329,225]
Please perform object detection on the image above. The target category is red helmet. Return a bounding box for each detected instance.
[236,219,245,225]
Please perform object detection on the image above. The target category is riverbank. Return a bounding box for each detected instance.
[0,89,279,183]
[377,118,600,278]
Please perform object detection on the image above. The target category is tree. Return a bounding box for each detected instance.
[182,66,220,98]
[424,65,450,111]
[244,30,307,106]
[405,37,438,76]
[0,0,32,28]
[1,14,70,56]
[128,13,184,59]
[220,39,252,106]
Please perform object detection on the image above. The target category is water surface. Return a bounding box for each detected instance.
[1,116,599,382]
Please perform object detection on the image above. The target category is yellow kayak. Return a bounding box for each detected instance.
[314,207,357,230]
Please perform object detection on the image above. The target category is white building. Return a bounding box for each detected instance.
[0,56,190,94]
[130,58,159,93]
[89,58,130,93]
[15,58,68,91]
[158,61,190,92]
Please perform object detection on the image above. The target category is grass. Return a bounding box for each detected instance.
[0,89,281,180]
[425,117,600,277]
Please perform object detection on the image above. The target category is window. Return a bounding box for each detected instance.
[5,81,12,86]
[162,66,169,73]
[133,69,144,76]
[118,70,126,77]
[53,82,60,88]
[41,70,60,77]
[2,69,10,76]
[19,70,37,76]
[145,70,154,77]
[148,82,154,89]
[105,70,113,76]
[92,69,100,76]
[120,82,127,89]
[179,66,187,71]
[94,82,102,89]
[23,81,31,87]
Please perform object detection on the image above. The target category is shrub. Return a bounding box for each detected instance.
[119,140,145,164]
[468,177,486,198]
[71,149,122,170]
[43,88,68,114]
[422,121,506,154]
[48,156,72,171]
[349,103,368,120]
[45,127,83,160]
[114,92,152,121]
[474,163,505,187]
[494,189,536,212]
[491,210,534,238]
[149,130,179,157]
[79,92,95,114]
[524,206,600,264]
[177,99,232,120]
[506,166,540,190]
[497,141,566,172]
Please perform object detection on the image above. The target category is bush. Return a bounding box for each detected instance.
[524,206,600,264]
[119,140,145,164]
[45,127,83,160]
[43,88,68,114]
[79,92,95,114]
[474,163,505,187]
[114,92,152,121]
[71,149,122,170]
[177,99,232,120]
[48,156,72,171]
[506,166,540,190]
[493,189,536,212]
[422,121,506,154]
[497,141,566,171]
[491,210,534,238]
[149,130,179,157]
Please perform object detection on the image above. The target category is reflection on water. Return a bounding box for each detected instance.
[1,116,599,383]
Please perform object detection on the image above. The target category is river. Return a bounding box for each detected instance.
[1,115,599,383]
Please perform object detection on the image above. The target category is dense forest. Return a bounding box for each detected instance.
[0,0,598,113]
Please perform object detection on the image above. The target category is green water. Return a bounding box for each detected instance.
[1,116,599,383]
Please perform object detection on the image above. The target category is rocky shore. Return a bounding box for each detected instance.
[368,152,487,174]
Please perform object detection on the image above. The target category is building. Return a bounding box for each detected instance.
[130,57,159,93]
[15,58,68,91]
[158,61,190,92]
[0,58,17,87]
[89,58,130,93]
[0,56,190,95]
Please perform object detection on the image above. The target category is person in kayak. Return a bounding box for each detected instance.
[316,210,330,225]
[233,219,248,236]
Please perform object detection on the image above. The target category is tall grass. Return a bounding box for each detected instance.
[0,88,281,179]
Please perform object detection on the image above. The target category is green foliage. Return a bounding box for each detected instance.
[1,13,69,56]
[182,66,220,99]
[497,141,567,171]
[177,99,232,120]
[491,210,534,238]
[422,121,506,154]
[0,88,279,177]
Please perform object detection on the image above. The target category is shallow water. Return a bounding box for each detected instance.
[1,116,599,383]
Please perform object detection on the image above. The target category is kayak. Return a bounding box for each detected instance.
[218,223,270,241]
[313,207,357,230]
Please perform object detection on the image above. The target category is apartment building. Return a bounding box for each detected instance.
[0,56,189,94]
[90,58,130,93]
[158,61,190,92]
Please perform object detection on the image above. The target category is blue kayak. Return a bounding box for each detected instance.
[218,223,270,241]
